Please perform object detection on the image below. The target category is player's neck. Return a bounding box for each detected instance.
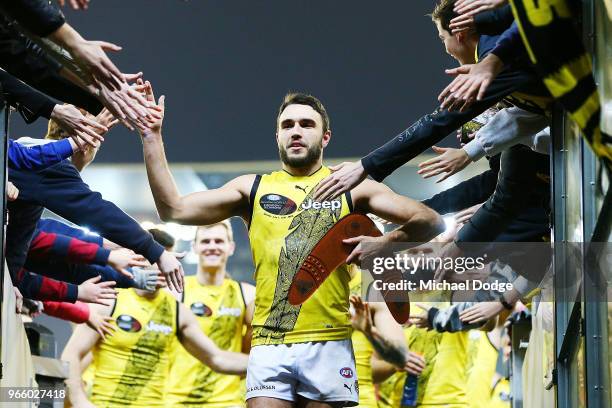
[197,266,227,286]
[282,160,323,177]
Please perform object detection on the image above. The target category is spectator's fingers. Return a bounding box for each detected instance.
[418,155,443,168]
[95,41,123,52]
[123,72,143,83]
[130,260,149,269]
[177,264,185,292]
[436,168,456,183]
[477,77,492,100]
[420,167,448,179]
[76,131,97,147]
[465,5,491,17]
[97,280,116,288]
[438,80,457,102]
[83,115,108,133]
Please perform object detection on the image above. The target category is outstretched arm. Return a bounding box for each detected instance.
[350,295,408,368]
[178,303,248,375]
[345,180,444,264]
[138,82,252,225]
[356,179,444,243]
[61,303,109,408]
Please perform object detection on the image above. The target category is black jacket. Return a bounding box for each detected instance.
[423,154,550,243]
[9,158,166,271]
[0,67,57,122]
[0,0,65,37]
[0,17,103,114]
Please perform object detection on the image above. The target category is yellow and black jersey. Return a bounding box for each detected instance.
[349,272,377,408]
[249,166,353,346]
[374,296,470,408]
[166,276,247,407]
[91,288,178,407]
[466,331,499,408]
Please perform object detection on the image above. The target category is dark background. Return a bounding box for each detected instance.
[11,0,457,163]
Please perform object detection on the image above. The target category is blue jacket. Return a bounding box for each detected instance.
[8,138,73,170]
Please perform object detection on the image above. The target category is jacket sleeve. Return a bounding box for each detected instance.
[473,5,514,36]
[462,107,550,161]
[360,68,538,182]
[0,0,65,37]
[456,145,550,244]
[0,68,58,122]
[28,230,110,265]
[14,267,78,302]
[36,163,165,264]
[8,139,73,170]
[0,21,103,114]
[490,23,525,66]
[37,218,104,245]
[42,300,89,323]
[428,302,485,332]
[422,164,499,214]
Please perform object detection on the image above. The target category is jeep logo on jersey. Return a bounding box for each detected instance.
[301,198,341,211]
[116,315,142,332]
[190,302,213,317]
[260,194,297,215]
[339,367,354,378]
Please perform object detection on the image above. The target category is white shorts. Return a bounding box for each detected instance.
[246,339,359,406]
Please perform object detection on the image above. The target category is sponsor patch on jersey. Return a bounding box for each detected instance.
[339,367,354,378]
[217,306,242,317]
[146,321,173,335]
[190,302,213,317]
[300,198,341,211]
[260,194,297,215]
[116,314,142,332]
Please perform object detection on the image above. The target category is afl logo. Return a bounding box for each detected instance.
[339,367,354,378]
[260,194,297,215]
[190,302,213,317]
[116,315,142,332]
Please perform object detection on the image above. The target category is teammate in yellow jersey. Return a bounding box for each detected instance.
[62,286,249,408]
[166,221,255,407]
[348,267,425,408]
[137,81,444,407]
[466,325,504,408]
[376,294,471,408]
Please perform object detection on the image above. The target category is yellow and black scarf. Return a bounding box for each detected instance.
[510,0,612,170]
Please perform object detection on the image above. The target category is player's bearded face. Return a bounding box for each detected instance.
[279,139,322,168]
[277,104,326,168]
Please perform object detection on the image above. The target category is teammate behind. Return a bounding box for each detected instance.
[62,287,248,407]
[166,221,255,407]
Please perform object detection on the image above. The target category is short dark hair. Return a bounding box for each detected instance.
[431,0,457,34]
[148,228,176,249]
[277,92,330,133]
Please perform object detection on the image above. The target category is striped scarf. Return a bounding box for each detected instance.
[509,0,612,170]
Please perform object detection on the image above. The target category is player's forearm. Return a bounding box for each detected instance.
[371,357,398,384]
[210,351,249,375]
[63,354,90,405]
[389,208,445,244]
[141,131,185,222]
[364,326,407,369]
